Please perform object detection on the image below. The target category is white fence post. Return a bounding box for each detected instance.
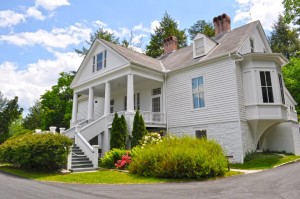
[49,126,56,133]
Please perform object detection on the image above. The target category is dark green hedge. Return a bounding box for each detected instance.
[0,133,72,171]
[129,136,227,179]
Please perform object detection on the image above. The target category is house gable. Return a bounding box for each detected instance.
[192,33,217,58]
[71,39,129,88]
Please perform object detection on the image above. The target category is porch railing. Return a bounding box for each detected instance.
[106,111,165,124]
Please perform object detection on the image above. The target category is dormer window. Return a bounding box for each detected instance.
[93,50,107,72]
[194,37,205,57]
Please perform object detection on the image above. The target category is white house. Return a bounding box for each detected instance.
[64,13,300,171]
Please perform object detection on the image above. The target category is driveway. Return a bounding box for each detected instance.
[1,162,300,199]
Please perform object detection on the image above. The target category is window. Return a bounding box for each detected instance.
[260,71,274,103]
[192,76,205,109]
[93,50,107,72]
[250,39,254,53]
[134,93,140,110]
[110,100,114,113]
[152,88,161,95]
[152,88,161,113]
[195,130,207,139]
[278,74,285,104]
[124,96,127,111]
[194,37,205,57]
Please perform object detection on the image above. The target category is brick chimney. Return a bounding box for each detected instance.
[163,36,178,54]
[213,13,231,35]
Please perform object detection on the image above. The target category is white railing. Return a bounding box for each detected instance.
[64,119,88,138]
[106,111,126,124]
[75,132,99,169]
[140,111,165,124]
[80,116,106,141]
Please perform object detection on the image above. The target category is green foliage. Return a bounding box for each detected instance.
[27,72,75,131]
[110,113,128,149]
[283,0,300,26]
[0,93,23,143]
[188,20,215,39]
[282,57,300,119]
[140,132,162,147]
[0,133,72,171]
[269,15,300,59]
[146,12,188,58]
[75,28,120,56]
[131,110,147,148]
[129,136,227,179]
[100,148,129,168]
[8,115,32,138]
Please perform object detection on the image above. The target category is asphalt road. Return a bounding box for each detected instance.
[1,162,300,199]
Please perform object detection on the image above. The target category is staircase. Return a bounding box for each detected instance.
[70,145,97,172]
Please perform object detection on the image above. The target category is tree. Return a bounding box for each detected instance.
[188,20,215,40]
[75,28,119,56]
[146,12,188,58]
[0,95,23,143]
[131,110,147,148]
[39,72,75,130]
[23,101,43,130]
[283,0,300,26]
[282,57,300,119]
[110,113,127,149]
[269,15,300,59]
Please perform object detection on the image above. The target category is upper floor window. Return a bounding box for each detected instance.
[194,37,205,57]
[250,38,254,53]
[192,76,205,109]
[260,71,274,103]
[93,50,107,72]
[278,74,285,104]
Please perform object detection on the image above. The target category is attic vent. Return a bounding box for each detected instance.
[152,88,161,95]
[194,37,205,56]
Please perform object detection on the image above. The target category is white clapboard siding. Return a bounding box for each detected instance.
[77,99,88,120]
[166,57,240,128]
[235,63,247,120]
[239,27,268,54]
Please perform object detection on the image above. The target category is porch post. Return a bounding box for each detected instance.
[87,87,94,121]
[127,74,134,112]
[104,82,111,116]
[71,93,78,125]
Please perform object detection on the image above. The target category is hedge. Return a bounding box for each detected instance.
[129,136,227,179]
[100,148,129,168]
[0,133,72,171]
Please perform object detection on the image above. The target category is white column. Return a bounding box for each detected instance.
[127,74,134,112]
[104,82,111,116]
[88,87,94,121]
[71,93,78,125]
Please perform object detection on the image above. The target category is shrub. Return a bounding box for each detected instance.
[129,136,227,179]
[0,133,72,171]
[100,148,129,168]
[110,113,127,149]
[115,152,131,169]
[140,132,162,148]
[131,110,147,147]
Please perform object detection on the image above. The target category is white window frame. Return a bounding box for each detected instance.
[93,50,107,72]
[151,88,162,113]
[191,75,206,110]
[250,38,255,53]
[259,70,274,103]
[193,37,205,58]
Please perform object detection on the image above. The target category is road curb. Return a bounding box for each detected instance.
[273,158,300,168]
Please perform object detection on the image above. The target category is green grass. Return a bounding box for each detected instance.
[0,165,240,184]
[230,153,300,170]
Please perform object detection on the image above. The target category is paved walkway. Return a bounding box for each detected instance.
[230,168,262,174]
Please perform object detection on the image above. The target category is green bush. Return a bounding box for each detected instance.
[131,110,147,147]
[129,136,227,179]
[110,113,127,149]
[100,148,129,168]
[0,133,72,171]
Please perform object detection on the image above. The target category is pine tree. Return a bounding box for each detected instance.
[146,12,187,58]
[131,110,147,147]
[120,115,128,149]
[110,113,127,149]
[269,15,300,59]
[188,20,215,40]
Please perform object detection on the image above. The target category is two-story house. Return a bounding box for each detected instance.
[64,13,300,171]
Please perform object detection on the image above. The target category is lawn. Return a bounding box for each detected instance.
[0,165,240,184]
[230,153,300,170]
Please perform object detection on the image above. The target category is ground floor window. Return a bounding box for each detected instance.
[195,130,207,139]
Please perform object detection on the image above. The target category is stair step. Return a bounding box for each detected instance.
[72,157,89,161]
[70,167,97,173]
[72,160,92,165]
[71,163,93,168]
[72,152,84,155]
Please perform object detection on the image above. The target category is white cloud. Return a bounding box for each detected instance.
[131,34,147,45]
[35,0,70,11]
[0,52,83,114]
[0,10,26,27]
[0,23,91,49]
[93,20,107,28]
[150,20,160,34]
[133,23,149,32]
[234,0,284,31]
[26,7,45,20]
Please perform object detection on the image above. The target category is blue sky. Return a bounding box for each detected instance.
[0,0,284,115]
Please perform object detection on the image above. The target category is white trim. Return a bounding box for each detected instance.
[189,74,207,111]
